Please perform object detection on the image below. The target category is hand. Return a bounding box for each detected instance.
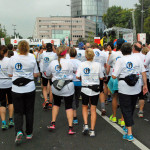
[143,85,148,95]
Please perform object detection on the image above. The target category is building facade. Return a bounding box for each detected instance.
[33,16,96,45]
[71,0,109,34]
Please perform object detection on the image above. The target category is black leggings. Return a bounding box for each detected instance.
[53,94,73,110]
[12,91,35,135]
[119,93,138,127]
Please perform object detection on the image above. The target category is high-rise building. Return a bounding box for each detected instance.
[33,16,96,45]
[71,0,109,35]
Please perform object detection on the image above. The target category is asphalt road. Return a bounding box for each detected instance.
[0,85,150,150]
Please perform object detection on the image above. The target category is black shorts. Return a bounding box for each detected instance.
[42,77,52,86]
[0,88,12,107]
[81,92,99,106]
[104,76,111,84]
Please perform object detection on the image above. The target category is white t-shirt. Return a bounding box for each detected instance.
[108,51,123,76]
[112,55,145,95]
[132,53,145,85]
[75,49,86,62]
[144,51,150,81]
[76,61,104,96]
[69,59,81,82]
[93,49,107,73]
[46,58,74,96]
[41,52,57,78]
[66,54,70,59]
[8,53,39,93]
[13,51,18,56]
[0,57,12,88]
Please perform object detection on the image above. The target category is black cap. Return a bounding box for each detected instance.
[46,43,52,49]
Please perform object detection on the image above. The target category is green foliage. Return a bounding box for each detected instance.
[144,8,150,34]
[0,24,10,45]
[103,6,133,29]
[87,32,95,44]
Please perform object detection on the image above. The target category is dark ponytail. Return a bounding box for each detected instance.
[0,45,8,60]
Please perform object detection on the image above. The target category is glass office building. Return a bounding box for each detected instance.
[71,0,109,34]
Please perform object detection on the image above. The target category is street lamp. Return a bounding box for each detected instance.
[66,4,72,44]
[141,0,144,33]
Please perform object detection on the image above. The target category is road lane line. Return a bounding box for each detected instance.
[36,90,42,92]
[96,109,150,150]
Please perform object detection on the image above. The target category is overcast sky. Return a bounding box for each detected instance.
[0,0,139,38]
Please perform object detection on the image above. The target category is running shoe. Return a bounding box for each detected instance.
[68,128,76,135]
[88,108,91,115]
[73,119,78,125]
[123,134,134,142]
[118,119,125,127]
[89,130,95,137]
[82,124,89,135]
[107,96,112,102]
[47,103,53,110]
[47,122,55,130]
[26,134,33,140]
[1,124,8,130]
[9,120,14,128]
[40,93,44,99]
[15,131,23,144]
[105,100,108,105]
[136,104,139,109]
[101,109,106,116]
[43,100,49,109]
[109,114,117,123]
[138,111,144,118]
[123,126,128,134]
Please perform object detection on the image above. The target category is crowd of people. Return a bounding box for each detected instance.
[0,39,150,144]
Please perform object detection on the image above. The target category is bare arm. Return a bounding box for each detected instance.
[142,72,148,95]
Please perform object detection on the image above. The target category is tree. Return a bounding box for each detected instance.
[103,6,133,29]
[0,24,10,45]
[87,32,95,44]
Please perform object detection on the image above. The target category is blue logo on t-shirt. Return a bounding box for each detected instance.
[126,62,133,69]
[84,68,90,74]
[55,65,61,72]
[95,51,100,56]
[116,56,121,61]
[77,53,82,58]
[44,57,49,63]
[15,63,22,70]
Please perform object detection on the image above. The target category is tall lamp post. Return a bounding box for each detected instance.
[12,24,16,38]
[66,4,72,45]
[141,0,144,33]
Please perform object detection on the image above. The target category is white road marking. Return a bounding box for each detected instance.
[96,109,150,150]
[144,119,149,122]
[36,90,42,92]
[36,86,41,88]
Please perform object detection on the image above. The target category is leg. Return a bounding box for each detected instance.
[52,95,61,122]
[64,95,74,127]
[90,105,97,130]
[24,91,35,135]
[81,93,89,125]
[90,95,99,130]
[12,92,24,134]
[112,93,118,117]
[0,107,6,121]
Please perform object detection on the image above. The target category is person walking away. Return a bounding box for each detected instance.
[8,40,39,144]
[76,48,104,137]
[112,43,147,141]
